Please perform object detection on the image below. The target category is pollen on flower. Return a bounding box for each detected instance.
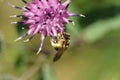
[10,0,85,54]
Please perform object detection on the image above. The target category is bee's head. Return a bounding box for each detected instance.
[51,36,58,43]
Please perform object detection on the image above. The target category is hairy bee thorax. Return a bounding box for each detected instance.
[51,32,70,62]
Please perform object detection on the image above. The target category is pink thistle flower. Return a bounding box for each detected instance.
[10,0,85,54]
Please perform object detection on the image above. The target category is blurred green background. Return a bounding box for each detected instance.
[0,0,120,80]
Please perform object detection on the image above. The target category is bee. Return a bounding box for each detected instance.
[51,32,70,62]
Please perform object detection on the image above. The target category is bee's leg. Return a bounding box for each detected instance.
[53,49,64,62]
[54,48,59,51]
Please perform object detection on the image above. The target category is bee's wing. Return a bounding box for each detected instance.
[53,50,64,62]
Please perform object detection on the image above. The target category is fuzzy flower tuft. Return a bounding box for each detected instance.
[10,0,85,54]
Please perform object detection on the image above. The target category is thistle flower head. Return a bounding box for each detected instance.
[10,0,85,54]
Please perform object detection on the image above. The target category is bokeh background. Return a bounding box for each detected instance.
[0,0,120,80]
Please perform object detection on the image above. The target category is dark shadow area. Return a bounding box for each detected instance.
[16,21,28,35]
[80,6,120,28]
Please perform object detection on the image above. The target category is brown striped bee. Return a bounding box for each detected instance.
[51,32,70,62]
